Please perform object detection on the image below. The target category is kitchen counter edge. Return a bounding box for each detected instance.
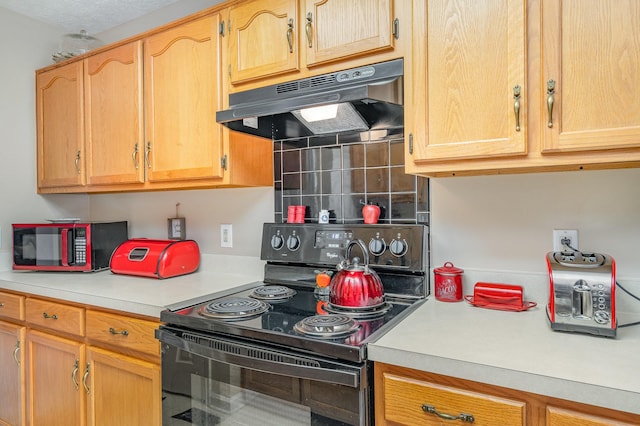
[369,298,640,415]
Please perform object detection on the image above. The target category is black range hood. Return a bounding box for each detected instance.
[216,59,404,140]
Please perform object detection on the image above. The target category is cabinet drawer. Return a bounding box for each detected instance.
[547,406,638,426]
[86,310,159,357]
[0,291,25,321]
[381,373,525,426]
[26,298,85,336]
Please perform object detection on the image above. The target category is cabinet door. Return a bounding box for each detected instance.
[229,0,299,85]
[86,346,160,426]
[409,0,526,163]
[304,0,394,67]
[541,0,640,153]
[85,41,144,185]
[229,0,299,84]
[547,406,639,426]
[144,15,224,183]
[36,61,85,189]
[26,330,85,426]
[0,322,26,426]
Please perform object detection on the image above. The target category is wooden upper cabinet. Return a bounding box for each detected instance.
[36,61,85,189]
[228,0,299,85]
[541,0,640,153]
[84,41,144,185]
[144,14,224,183]
[304,0,394,67]
[409,0,527,163]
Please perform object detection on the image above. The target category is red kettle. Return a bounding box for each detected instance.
[329,240,385,308]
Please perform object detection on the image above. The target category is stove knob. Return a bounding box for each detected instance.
[389,238,408,257]
[368,238,386,256]
[271,234,284,250]
[286,235,301,251]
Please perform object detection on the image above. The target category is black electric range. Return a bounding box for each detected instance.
[160,223,429,363]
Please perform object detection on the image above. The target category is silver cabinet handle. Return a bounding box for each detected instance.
[72,359,79,390]
[13,341,20,366]
[546,79,556,128]
[82,363,90,394]
[132,143,139,169]
[422,404,475,423]
[286,18,294,53]
[43,312,58,320]
[74,150,81,174]
[513,85,521,132]
[109,327,129,336]
[145,141,151,169]
[305,13,313,48]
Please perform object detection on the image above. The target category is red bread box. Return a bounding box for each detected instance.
[110,239,200,279]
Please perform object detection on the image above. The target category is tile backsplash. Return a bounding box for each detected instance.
[273,128,429,224]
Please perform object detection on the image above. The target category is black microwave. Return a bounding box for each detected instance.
[12,221,128,272]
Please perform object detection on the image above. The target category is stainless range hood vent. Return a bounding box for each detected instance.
[216,59,404,140]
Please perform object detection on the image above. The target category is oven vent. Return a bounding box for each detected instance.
[183,332,321,368]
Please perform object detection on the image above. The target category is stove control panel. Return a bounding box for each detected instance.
[261,223,427,271]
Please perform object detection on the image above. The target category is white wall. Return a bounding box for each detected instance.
[90,187,273,258]
[431,168,640,280]
[0,7,89,269]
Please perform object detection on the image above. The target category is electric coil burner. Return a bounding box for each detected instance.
[198,297,270,320]
[294,314,361,339]
[249,284,297,301]
[324,301,392,319]
[158,223,429,426]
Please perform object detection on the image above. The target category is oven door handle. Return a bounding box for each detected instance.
[157,328,360,388]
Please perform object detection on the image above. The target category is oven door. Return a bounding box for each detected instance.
[157,326,370,426]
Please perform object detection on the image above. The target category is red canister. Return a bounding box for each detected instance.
[434,261,464,302]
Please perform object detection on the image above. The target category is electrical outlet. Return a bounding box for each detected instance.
[220,224,233,248]
[553,229,578,252]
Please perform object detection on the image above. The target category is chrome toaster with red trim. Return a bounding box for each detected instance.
[546,251,616,337]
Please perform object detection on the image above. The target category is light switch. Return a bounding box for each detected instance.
[220,224,233,248]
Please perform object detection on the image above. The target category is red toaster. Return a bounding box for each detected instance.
[110,239,200,279]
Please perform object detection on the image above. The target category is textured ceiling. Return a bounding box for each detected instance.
[0,0,182,34]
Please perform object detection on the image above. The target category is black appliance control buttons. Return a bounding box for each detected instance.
[389,238,408,257]
[286,235,301,251]
[368,237,386,256]
[271,233,284,250]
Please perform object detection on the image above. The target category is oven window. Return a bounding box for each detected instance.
[161,342,365,426]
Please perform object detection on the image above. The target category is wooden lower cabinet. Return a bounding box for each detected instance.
[376,365,525,425]
[375,363,640,426]
[546,406,639,426]
[86,346,160,426]
[0,291,162,426]
[26,330,86,426]
[0,321,26,426]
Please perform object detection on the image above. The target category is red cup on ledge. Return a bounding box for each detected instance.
[287,205,306,223]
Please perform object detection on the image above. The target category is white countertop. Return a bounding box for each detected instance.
[3,258,639,415]
[0,254,265,318]
[369,298,640,415]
